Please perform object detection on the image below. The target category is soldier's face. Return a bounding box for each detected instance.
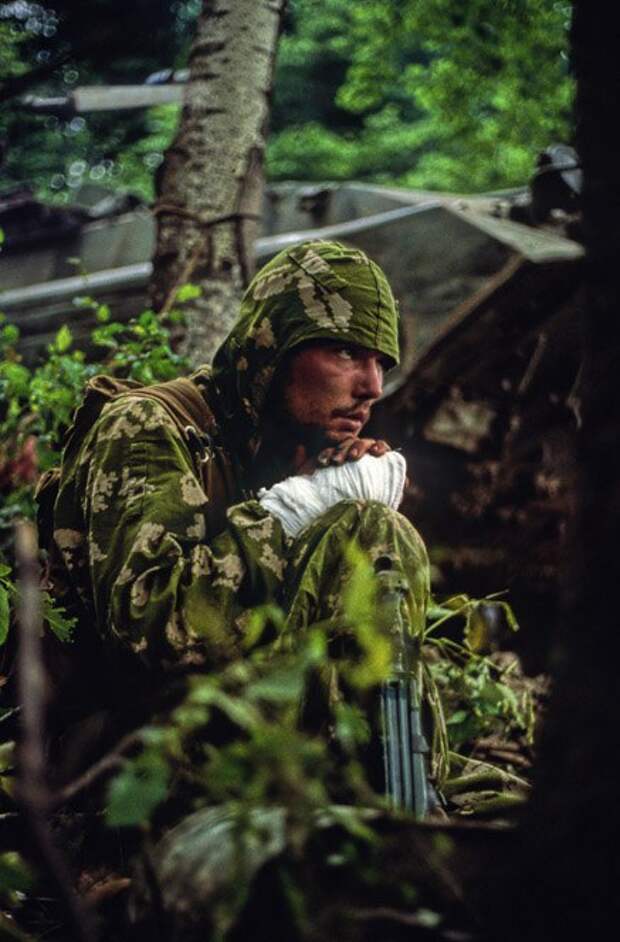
[282,341,387,446]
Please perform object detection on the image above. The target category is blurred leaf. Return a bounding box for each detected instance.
[241,603,286,650]
[175,283,202,303]
[0,851,33,895]
[0,362,31,398]
[0,587,9,646]
[0,741,15,773]
[53,325,73,353]
[446,709,468,725]
[0,324,19,347]
[190,685,261,731]
[317,804,376,843]
[334,702,370,750]
[106,748,169,827]
[247,663,305,704]
[72,295,96,309]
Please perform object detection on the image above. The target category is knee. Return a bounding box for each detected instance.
[337,498,409,539]
[345,500,428,575]
[321,498,420,555]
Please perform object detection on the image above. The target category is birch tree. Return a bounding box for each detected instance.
[150,0,286,366]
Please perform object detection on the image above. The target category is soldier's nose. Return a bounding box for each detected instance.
[357,359,383,400]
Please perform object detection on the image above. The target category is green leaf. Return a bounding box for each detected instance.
[175,283,202,303]
[334,702,371,750]
[241,603,285,650]
[106,748,169,827]
[205,688,261,730]
[42,594,76,643]
[54,324,73,353]
[442,594,471,611]
[0,587,9,646]
[0,564,11,579]
[318,804,376,843]
[0,851,33,895]
[498,600,520,632]
[0,324,19,347]
[72,295,96,309]
[446,709,469,725]
[1,362,31,398]
[0,740,15,773]
[247,664,305,704]
[464,605,489,653]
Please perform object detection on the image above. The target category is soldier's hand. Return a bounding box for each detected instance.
[317,437,391,467]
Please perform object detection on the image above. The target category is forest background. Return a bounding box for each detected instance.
[1,0,573,205]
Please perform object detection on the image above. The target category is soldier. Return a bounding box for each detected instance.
[51,240,429,688]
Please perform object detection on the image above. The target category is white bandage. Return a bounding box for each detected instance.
[258,451,407,538]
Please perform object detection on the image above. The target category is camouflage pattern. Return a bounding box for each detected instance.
[52,240,428,669]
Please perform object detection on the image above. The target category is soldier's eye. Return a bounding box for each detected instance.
[335,347,354,360]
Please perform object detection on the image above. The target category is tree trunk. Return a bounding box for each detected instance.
[488,5,620,936]
[150,0,285,367]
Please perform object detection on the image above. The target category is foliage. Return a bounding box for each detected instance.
[104,582,532,832]
[0,298,188,644]
[111,103,180,201]
[268,0,573,191]
[0,561,76,645]
[0,1,198,202]
[1,0,573,203]
[431,653,530,749]
[0,301,185,468]
[423,594,531,767]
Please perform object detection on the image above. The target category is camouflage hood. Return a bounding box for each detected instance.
[196,240,400,460]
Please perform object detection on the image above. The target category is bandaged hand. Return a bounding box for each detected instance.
[258,451,407,538]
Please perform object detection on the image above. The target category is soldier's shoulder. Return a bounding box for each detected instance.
[96,394,184,441]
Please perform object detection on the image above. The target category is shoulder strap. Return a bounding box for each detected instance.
[37,373,239,554]
[114,375,241,533]
[61,374,143,461]
[36,375,143,549]
[117,376,217,438]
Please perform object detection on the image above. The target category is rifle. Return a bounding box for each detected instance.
[377,567,431,818]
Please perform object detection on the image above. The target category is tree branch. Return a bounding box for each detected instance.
[50,731,140,809]
[15,520,98,942]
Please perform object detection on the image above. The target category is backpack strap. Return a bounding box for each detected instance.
[62,375,144,462]
[37,372,242,556]
[36,375,143,552]
[114,376,241,533]
[118,376,217,438]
